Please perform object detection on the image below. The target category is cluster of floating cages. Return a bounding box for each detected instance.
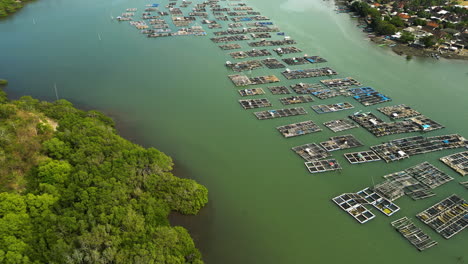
[246,21,273,27]
[268,86,291,95]
[373,162,453,201]
[290,83,323,94]
[172,16,197,27]
[320,77,361,88]
[219,43,241,50]
[344,151,381,164]
[349,112,444,137]
[276,120,321,138]
[417,194,468,239]
[230,15,270,22]
[226,60,264,72]
[323,119,358,132]
[311,102,354,114]
[211,35,250,43]
[320,134,363,152]
[332,193,375,224]
[349,87,391,106]
[279,95,314,105]
[238,98,272,109]
[391,217,438,251]
[356,188,400,216]
[251,33,272,39]
[261,58,285,69]
[377,104,421,119]
[311,88,351,99]
[440,151,468,176]
[254,107,307,120]
[248,39,296,47]
[238,88,265,97]
[305,159,342,173]
[214,27,279,35]
[228,74,280,86]
[282,56,327,65]
[229,49,272,59]
[282,67,338,80]
[292,143,331,162]
[273,46,302,55]
[370,134,467,163]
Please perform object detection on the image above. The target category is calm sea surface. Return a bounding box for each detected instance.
[1,0,467,263]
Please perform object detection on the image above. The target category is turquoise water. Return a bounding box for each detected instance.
[1,0,467,263]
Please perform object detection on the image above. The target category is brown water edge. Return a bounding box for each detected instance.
[6,88,213,258]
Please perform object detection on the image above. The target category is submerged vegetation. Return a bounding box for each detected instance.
[0,79,7,85]
[0,88,208,263]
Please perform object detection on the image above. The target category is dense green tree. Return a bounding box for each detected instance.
[420,35,436,47]
[399,31,415,43]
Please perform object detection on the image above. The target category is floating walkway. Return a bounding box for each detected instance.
[377,104,421,119]
[332,193,375,224]
[268,86,291,95]
[279,95,314,105]
[228,74,280,86]
[311,102,354,114]
[344,151,381,164]
[273,46,302,55]
[416,194,468,239]
[211,35,250,43]
[320,134,363,152]
[305,159,342,173]
[370,134,467,163]
[219,44,241,50]
[248,38,296,47]
[311,88,350,99]
[282,67,338,80]
[276,120,321,138]
[391,217,438,251]
[261,58,285,69]
[320,77,361,88]
[356,188,400,216]
[254,107,307,120]
[290,83,324,94]
[226,60,263,72]
[460,181,468,189]
[440,151,468,176]
[323,119,358,132]
[349,87,391,106]
[229,49,272,59]
[238,98,272,109]
[238,88,265,97]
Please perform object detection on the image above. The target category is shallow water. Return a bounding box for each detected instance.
[1,0,467,263]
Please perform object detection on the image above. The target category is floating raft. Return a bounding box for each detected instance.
[228,74,280,86]
[391,217,438,251]
[460,181,468,189]
[349,87,391,106]
[377,104,421,119]
[279,95,314,105]
[268,86,291,95]
[261,58,285,69]
[311,88,350,99]
[273,46,302,55]
[320,77,361,88]
[229,49,271,59]
[305,159,342,174]
[211,35,250,43]
[290,83,324,94]
[238,88,265,97]
[251,33,272,39]
[440,151,468,176]
[348,112,444,137]
[219,44,242,50]
[356,187,400,216]
[292,143,330,162]
[282,56,327,65]
[416,194,468,239]
[248,39,296,47]
[323,119,358,132]
[282,67,338,80]
[344,151,381,164]
[311,102,354,114]
[374,162,453,201]
[254,107,307,120]
[332,193,375,224]
[320,134,363,152]
[226,60,263,72]
[370,134,467,163]
[276,120,321,138]
[214,27,279,35]
[238,98,272,109]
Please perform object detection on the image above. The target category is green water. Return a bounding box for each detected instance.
[1,0,467,263]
